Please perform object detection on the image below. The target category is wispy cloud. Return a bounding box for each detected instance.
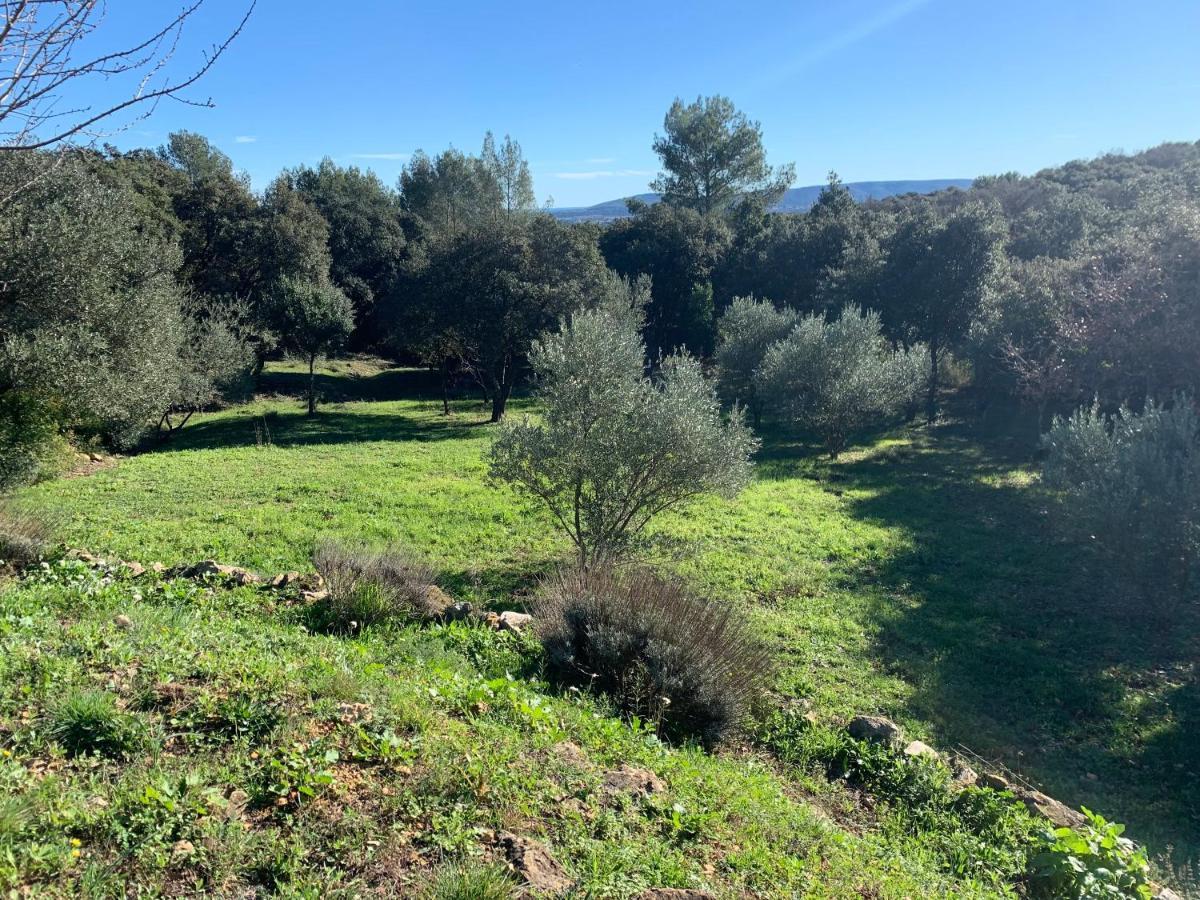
[759,0,934,86]
[554,169,655,180]
[234,135,257,144]
[350,152,411,161]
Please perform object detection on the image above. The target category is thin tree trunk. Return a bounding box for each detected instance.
[489,357,513,422]
[926,338,940,423]
[441,359,451,416]
[307,354,317,416]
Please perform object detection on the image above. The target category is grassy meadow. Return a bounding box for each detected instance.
[9,357,1199,895]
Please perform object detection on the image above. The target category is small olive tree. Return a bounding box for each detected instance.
[269,276,354,415]
[1043,396,1200,603]
[489,279,758,566]
[714,296,799,427]
[757,305,927,457]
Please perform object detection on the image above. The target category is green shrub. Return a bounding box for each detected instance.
[533,564,771,746]
[715,296,799,427]
[45,690,143,757]
[1043,396,1200,602]
[1028,808,1152,899]
[426,860,518,899]
[757,305,927,456]
[311,538,439,633]
[0,502,56,569]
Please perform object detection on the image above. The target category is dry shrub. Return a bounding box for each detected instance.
[533,564,772,746]
[311,538,439,633]
[0,501,57,569]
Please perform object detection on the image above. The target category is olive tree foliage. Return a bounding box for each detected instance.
[758,305,928,457]
[714,296,799,427]
[0,152,252,483]
[490,274,758,567]
[268,276,354,415]
[651,95,795,216]
[1043,397,1200,604]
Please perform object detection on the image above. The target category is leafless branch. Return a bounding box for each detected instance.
[0,0,254,151]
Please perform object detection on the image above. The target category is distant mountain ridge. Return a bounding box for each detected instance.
[550,178,975,222]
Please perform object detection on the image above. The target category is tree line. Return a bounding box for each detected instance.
[2,94,1199,488]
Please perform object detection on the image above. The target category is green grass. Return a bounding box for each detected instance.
[13,358,1200,891]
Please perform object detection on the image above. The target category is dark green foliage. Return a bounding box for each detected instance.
[310,538,439,633]
[268,277,354,414]
[1042,397,1200,602]
[1028,808,1152,899]
[45,690,143,758]
[651,95,795,216]
[533,565,771,746]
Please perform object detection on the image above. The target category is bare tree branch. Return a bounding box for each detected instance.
[0,0,254,151]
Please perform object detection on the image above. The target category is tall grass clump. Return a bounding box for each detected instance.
[46,689,143,758]
[311,538,440,633]
[0,501,57,569]
[1043,395,1200,605]
[533,564,771,745]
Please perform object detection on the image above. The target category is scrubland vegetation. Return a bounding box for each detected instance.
[3,38,1200,894]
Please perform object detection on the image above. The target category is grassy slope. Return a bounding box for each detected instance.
[19,361,1200,871]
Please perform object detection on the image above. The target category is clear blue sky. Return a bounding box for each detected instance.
[69,0,1200,207]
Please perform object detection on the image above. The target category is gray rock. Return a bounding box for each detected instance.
[444,601,474,621]
[497,610,532,633]
[903,740,940,761]
[1018,790,1086,828]
[847,715,905,747]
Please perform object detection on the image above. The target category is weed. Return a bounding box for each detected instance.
[45,689,143,757]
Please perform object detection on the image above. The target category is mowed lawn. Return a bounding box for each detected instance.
[23,361,1200,864]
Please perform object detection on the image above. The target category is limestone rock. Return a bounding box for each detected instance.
[497,610,532,633]
[185,560,261,586]
[847,715,905,747]
[270,571,302,589]
[122,561,146,578]
[113,614,133,630]
[445,601,474,621]
[975,772,1010,791]
[903,740,940,762]
[1018,790,1086,828]
[497,832,572,895]
[602,764,666,798]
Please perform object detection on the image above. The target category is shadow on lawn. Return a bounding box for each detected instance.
[154,408,487,452]
[824,410,1200,855]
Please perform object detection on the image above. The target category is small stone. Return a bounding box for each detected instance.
[150,562,166,573]
[976,772,1010,791]
[226,789,250,818]
[847,715,905,747]
[445,601,474,621]
[602,764,666,798]
[270,571,301,589]
[497,832,572,895]
[497,610,532,634]
[122,561,146,578]
[300,589,330,603]
[113,614,133,630]
[87,452,104,463]
[903,740,940,761]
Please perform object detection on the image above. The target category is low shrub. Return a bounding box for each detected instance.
[1027,808,1152,899]
[0,501,57,569]
[45,689,144,758]
[311,538,439,633]
[533,564,771,746]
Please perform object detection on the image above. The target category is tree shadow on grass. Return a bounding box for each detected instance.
[153,408,487,453]
[257,366,448,404]
[824,411,1200,857]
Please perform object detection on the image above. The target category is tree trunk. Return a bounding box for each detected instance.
[489,357,514,423]
[440,359,451,416]
[307,354,317,416]
[926,339,940,423]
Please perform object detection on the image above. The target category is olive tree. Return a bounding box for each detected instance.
[489,276,758,566]
[1043,397,1200,604]
[758,305,927,457]
[269,276,354,415]
[714,296,799,427]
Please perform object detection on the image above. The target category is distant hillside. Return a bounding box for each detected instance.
[550,178,975,222]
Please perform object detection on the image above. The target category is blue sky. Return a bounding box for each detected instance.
[63,0,1200,207]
